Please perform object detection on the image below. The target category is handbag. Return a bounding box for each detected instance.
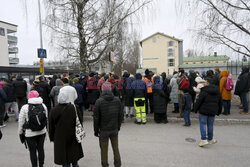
[73,104,86,143]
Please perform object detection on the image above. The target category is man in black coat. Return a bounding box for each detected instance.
[234,66,250,114]
[13,75,27,110]
[94,89,122,167]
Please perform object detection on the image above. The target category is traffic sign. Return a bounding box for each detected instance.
[37,48,47,58]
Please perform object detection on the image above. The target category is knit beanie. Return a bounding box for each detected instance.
[28,90,39,99]
[73,78,79,83]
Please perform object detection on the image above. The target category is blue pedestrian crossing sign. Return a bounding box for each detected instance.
[37,48,47,58]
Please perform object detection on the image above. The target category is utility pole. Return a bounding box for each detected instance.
[38,0,44,75]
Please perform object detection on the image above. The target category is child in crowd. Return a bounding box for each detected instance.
[193,77,207,101]
[182,87,192,126]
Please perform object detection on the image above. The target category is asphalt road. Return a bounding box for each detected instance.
[0,119,249,167]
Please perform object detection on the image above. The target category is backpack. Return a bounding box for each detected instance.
[179,77,190,90]
[25,104,47,131]
[226,77,234,91]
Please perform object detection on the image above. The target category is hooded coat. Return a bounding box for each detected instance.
[194,85,222,116]
[49,86,83,165]
[234,67,250,95]
[170,74,178,103]
[49,79,63,106]
[94,90,122,133]
[124,77,135,106]
[219,70,232,100]
[152,76,167,113]
[131,73,147,98]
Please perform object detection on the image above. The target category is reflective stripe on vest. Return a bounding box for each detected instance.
[143,77,153,93]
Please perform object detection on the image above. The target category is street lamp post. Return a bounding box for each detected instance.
[38,0,44,75]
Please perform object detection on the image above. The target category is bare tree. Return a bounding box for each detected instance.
[44,0,152,73]
[177,0,250,57]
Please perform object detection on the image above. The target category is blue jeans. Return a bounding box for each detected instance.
[199,114,215,140]
[62,162,78,167]
[240,92,248,112]
[184,110,191,125]
[223,100,231,114]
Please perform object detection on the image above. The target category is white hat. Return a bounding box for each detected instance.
[195,77,205,83]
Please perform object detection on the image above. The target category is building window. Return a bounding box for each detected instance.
[201,62,203,64]
[0,27,5,36]
[193,62,196,64]
[168,48,174,57]
[186,63,188,64]
[168,59,175,66]
[216,61,218,63]
[152,37,156,43]
[168,41,174,46]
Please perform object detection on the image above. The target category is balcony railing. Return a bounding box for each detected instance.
[7,35,18,44]
[9,57,19,64]
[8,47,18,54]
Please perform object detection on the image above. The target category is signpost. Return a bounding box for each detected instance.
[40,58,43,74]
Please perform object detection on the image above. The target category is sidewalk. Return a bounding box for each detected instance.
[84,101,250,125]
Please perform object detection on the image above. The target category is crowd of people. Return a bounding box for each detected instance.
[0,66,249,167]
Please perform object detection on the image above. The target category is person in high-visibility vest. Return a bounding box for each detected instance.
[143,69,154,114]
[131,73,147,124]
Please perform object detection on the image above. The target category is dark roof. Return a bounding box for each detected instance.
[179,61,249,68]
[183,55,229,62]
[0,20,18,27]
[140,32,183,46]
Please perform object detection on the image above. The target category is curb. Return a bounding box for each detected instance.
[84,115,250,125]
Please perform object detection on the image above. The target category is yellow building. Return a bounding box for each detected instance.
[140,32,183,75]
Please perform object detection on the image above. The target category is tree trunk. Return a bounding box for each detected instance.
[77,2,89,73]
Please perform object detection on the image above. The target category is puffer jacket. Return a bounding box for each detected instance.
[170,74,178,103]
[131,73,147,98]
[94,90,122,133]
[18,97,48,137]
[234,67,250,95]
[194,85,222,116]
[219,70,232,100]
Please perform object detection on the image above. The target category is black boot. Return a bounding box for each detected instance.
[176,107,179,113]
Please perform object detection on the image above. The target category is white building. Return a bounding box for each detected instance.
[0,20,19,66]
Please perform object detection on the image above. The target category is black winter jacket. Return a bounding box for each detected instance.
[3,83,16,102]
[13,77,27,98]
[194,85,222,116]
[234,67,250,95]
[94,90,122,133]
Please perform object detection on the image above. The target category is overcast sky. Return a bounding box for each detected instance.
[0,0,240,65]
